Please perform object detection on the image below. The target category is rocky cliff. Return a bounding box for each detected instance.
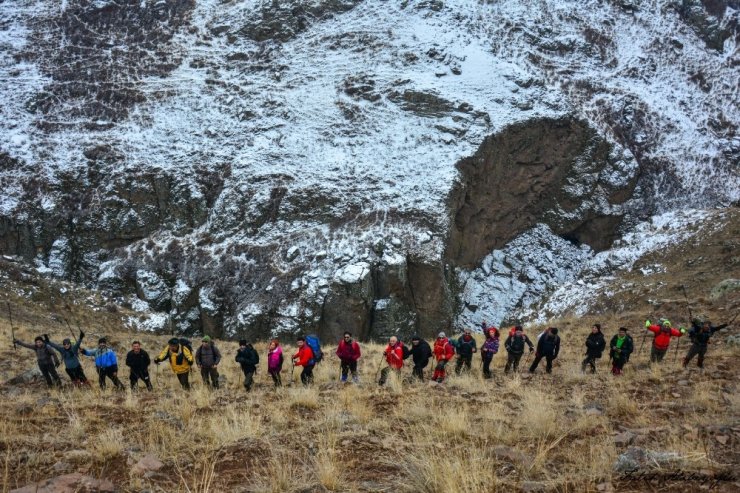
[0,0,737,340]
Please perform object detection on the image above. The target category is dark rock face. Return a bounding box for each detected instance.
[238,0,363,42]
[22,0,196,123]
[446,117,638,268]
[672,0,738,52]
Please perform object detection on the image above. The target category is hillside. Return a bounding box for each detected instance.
[0,209,738,492]
[1,0,738,341]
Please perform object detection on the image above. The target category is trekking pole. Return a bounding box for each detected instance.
[6,302,16,350]
[63,318,78,342]
[638,330,647,356]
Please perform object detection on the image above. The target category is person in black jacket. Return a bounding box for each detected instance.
[581,324,606,373]
[683,319,727,368]
[609,327,634,376]
[504,327,534,373]
[454,328,478,375]
[407,335,432,381]
[529,327,560,374]
[125,341,152,391]
[235,339,259,392]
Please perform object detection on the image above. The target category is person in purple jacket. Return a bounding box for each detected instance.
[266,338,283,388]
[481,327,500,379]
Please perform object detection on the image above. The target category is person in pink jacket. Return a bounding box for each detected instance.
[267,338,283,387]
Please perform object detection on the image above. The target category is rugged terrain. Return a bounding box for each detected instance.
[0,208,738,492]
[1,0,738,341]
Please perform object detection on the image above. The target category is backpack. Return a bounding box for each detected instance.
[448,338,459,354]
[305,335,323,364]
[401,342,411,360]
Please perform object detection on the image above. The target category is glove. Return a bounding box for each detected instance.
[679,327,687,334]
[645,320,651,328]
[43,334,50,342]
[79,330,85,339]
[154,359,160,365]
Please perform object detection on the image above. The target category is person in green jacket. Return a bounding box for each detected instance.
[609,327,634,376]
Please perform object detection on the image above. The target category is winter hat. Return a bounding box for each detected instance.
[239,339,247,346]
[202,335,212,342]
[550,328,558,335]
[411,335,421,341]
[98,337,107,344]
[662,320,672,327]
[34,336,44,343]
[438,331,446,338]
[515,326,523,333]
[168,337,180,345]
[618,327,628,333]
[62,338,71,345]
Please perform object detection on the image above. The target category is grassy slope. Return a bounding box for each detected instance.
[0,209,738,493]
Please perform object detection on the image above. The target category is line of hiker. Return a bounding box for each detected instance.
[11,315,732,391]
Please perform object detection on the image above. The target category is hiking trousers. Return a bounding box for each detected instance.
[611,357,627,375]
[529,354,555,373]
[300,364,314,386]
[39,362,62,388]
[130,369,153,390]
[340,360,358,380]
[66,366,89,385]
[581,355,597,373]
[200,366,219,388]
[269,371,282,387]
[504,353,522,373]
[683,343,707,368]
[482,355,494,378]
[98,366,124,390]
[378,366,399,386]
[242,369,255,391]
[455,355,472,374]
[412,361,429,381]
[176,372,190,390]
[650,346,667,363]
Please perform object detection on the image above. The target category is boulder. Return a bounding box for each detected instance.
[131,454,164,476]
[10,473,115,493]
[613,447,683,472]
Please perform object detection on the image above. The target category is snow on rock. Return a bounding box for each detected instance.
[46,237,71,278]
[333,262,371,285]
[135,270,170,312]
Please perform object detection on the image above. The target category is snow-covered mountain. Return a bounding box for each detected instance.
[0,0,738,340]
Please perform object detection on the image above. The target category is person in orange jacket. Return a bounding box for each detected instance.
[645,319,686,363]
[432,332,455,383]
[292,336,315,386]
[378,336,404,386]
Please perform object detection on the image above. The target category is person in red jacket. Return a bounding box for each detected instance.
[378,336,404,386]
[336,331,361,383]
[292,336,315,386]
[645,319,686,363]
[432,332,455,383]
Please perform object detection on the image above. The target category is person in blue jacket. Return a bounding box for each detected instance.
[81,337,125,390]
[45,330,90,387]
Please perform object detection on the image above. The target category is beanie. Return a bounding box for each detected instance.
[239,339,247,346]
[62,338,71,345]
[98,337,107,344]
[168,337,180,345]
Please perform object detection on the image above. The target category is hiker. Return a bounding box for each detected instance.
[267,338,283,387]
[504,327,534,373]
[480,326,500,379]
[529,327,560,374]
[336,331,361,383]
[683,319,728,368]
[81,338,125,390]
[455,328,477,375]
[292,336,315,386]
[581,324,606,373]
[408,335,432,381]
[195,335,222,389]
[379,336,404,385]
[235,339,259,391]
[14,335,62,388]
[154,338,194,389]
[45,331,90,387]
[645,319,686,363]
[609,327,634,376]
[125,341,152,391]
[432,332,455,383]
[507,325,524,337]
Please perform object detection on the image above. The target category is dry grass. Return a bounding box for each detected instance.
[0,243,739,492]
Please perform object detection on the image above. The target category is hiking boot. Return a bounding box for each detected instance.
[341,374,348,383]
[352,375,359,384]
